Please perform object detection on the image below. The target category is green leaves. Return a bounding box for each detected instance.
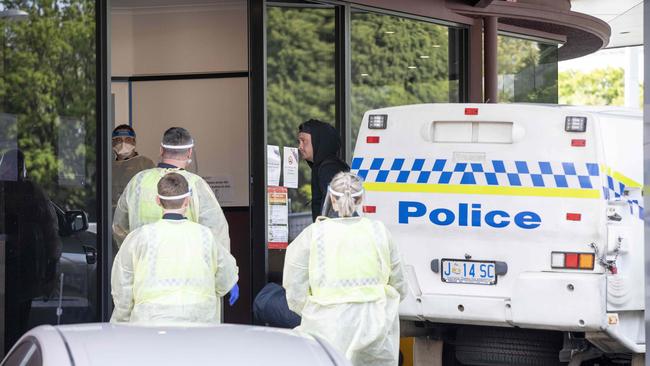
[2,0,96,216]
[267,9,458,212]
[559,67,627,107]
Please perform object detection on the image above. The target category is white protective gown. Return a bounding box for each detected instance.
[111,217,238,324]
[112,166,230,251]
[283,217,408,366]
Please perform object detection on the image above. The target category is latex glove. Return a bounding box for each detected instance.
[228,283,239,306]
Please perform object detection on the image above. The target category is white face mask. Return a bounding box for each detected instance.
[113,142,136,159]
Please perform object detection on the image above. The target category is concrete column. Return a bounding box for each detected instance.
[483,16,498,103]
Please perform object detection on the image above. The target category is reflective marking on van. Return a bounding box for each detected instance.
[351,157,600,189]
[602,165,642,188]
[363,182,601,199]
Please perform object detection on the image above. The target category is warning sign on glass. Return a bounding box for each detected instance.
[268,186,289,249]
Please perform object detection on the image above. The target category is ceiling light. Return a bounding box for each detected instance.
[385,31,395,34]
[408,66,417,69]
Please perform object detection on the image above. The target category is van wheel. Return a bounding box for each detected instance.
[455,326,564,366]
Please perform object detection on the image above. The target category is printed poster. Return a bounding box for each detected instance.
[267,145,281,187]
[283,147,299,189]
[268,186,288,249]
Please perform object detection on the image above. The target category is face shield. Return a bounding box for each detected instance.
[161,139,198,173]
[321,185,365,218]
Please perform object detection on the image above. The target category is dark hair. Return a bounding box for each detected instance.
[157,172,189,209]
[161,127,193,159]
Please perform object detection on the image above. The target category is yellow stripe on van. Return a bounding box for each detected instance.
[363,182,601,199]
[601,165,642,188]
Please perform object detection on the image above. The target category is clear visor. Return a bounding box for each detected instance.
[321,187,364,218]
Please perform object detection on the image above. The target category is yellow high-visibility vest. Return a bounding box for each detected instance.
[133,220,215,306]
[308,217,391,304]
[126,168,201,229]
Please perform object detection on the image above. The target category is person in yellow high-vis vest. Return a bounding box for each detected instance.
[112,127,230,252]
[283,172,408,366]
[111,172,238,324]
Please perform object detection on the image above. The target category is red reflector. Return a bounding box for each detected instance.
[565,253,579,269]
[367,136,380,144]
[566,213,582,221]
[362,206,376,213]
[465,107,479,115]
[571,139,586,147]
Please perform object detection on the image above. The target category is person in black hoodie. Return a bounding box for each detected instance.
[298,119,349,221]
[252,120,349,329]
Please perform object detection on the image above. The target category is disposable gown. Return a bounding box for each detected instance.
[112,154,155,213]
[111,218,238,324]
[283,217,408,366]
[113,167,230,250]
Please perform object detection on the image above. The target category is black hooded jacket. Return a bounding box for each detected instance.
[299,120,350,221]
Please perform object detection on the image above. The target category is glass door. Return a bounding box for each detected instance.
[265,1,336,282]
[0,1,99,354]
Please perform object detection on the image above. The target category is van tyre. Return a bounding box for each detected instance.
[454,326,564,366]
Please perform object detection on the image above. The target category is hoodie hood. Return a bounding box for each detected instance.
[299,119,341,167]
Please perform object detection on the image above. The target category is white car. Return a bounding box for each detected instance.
[1,323,351,366]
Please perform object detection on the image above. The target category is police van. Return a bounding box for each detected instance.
[351,104,644,365]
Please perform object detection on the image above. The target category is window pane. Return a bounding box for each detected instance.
[498,35,558,103]
[351,11,465,153]
[0,1,97,354]
[266,4,335,280]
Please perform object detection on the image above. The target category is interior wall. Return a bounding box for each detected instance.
[112,4,247,75]
[110,2,249,206]
[132,78,249,207]
[111,81,130,126]
[111,11,134,76]
[131,6,247,74]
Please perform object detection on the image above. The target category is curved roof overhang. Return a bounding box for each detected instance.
[446,0,611,61]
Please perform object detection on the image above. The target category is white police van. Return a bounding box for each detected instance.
[351,104,644,365]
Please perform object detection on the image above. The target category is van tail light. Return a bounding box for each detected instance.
[566,213,582,221]
[571,139,586,147]
[362,205,376,213]
[551,252,594,270]
[366,136,380,144]
[465,107,479,115]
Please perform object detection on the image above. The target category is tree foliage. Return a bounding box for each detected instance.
[267,8,458,211]
[1,0,96,217]
[559,67,626,106]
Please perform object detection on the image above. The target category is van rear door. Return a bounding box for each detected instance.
[352,104,605,309]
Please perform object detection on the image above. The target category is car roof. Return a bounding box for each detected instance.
[53,323,337,366]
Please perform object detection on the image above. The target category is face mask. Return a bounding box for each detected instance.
[113,143,135,159]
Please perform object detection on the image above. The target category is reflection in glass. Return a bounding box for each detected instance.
[266,4,336,282]
[351,11,465,153]
[0,0,97,354]
[497,35,558,103]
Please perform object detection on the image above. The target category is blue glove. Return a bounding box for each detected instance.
[228,284,239,306]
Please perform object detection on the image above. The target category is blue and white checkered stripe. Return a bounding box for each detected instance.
[351,157,600,189]
[604,174,644,219]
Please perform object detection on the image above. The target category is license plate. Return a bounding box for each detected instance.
[441,259,497,285]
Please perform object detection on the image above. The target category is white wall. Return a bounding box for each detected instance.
[111,3,247,75]
[133,78,249,207]
[111,82,130,126]
[110,1,249,206]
